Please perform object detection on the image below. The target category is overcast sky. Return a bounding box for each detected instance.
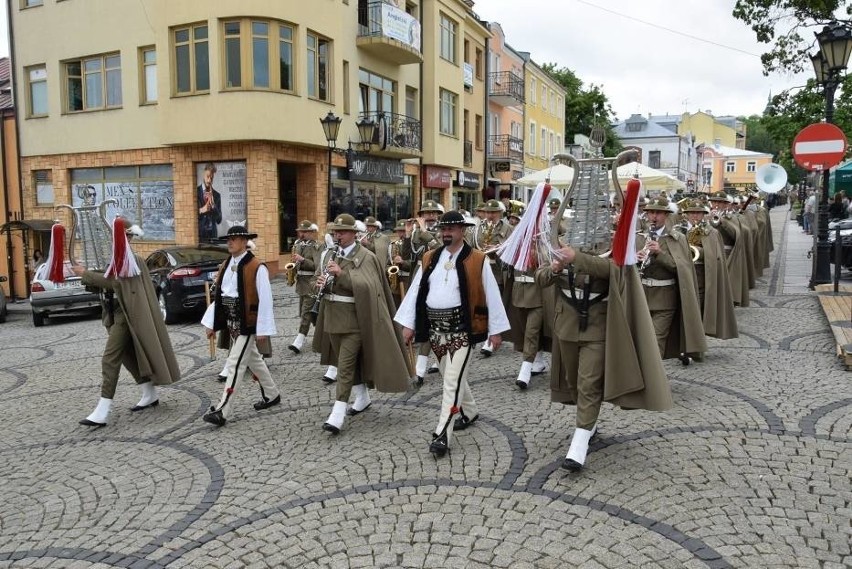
[474,0,814,122]
[0,0,818,122]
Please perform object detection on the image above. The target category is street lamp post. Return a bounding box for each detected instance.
[319,112,377,218]
[809,21,852,288]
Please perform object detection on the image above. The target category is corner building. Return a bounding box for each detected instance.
[11,0,425,272]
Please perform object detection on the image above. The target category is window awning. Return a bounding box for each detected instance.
[0,219,56,233]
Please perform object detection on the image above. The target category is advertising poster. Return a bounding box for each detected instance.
[71,179,175,242]
[195,161,247,243]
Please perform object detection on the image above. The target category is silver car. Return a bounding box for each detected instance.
[30,261,100,327]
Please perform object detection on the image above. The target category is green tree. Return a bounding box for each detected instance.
[732,0,851,75]
[541,63,622,156]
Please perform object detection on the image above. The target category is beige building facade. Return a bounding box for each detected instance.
[11,0,426,272]
[419,0,489,214]
[521,55,566,198]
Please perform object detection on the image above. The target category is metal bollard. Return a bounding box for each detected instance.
[835,225,841,294]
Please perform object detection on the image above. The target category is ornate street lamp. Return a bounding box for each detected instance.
[319,112,378,220]
[809,21,852,288]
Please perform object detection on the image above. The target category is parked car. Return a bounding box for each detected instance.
[0,275,7,323]
[828,219,852,270]
[146,245,230,324]
[30,261,101,327]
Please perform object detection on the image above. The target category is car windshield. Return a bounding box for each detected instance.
[167,248,229,265]
[33,260,78,281]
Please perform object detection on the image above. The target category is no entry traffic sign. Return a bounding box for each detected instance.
[792,123,848,171]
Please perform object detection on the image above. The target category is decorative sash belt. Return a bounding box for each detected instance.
[640,278,676,287]
[426,306,464,333]
[221,296,241,339]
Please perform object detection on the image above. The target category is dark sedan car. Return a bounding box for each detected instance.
[146,245,230,324]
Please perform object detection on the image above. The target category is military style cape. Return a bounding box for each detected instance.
[82,255,180,386]
[700,228,738,339]
[551,263,672,411]
[719,217,751,307]
[658,229,708,359]
[311,244,412,391]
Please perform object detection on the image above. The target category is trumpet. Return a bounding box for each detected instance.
[308,240,340,324]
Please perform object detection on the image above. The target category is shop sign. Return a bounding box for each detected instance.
[494,162,511,172]
[423,165,452,188]
[350,155,404,184]
[455,170,481,189]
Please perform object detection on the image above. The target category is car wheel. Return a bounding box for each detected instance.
[32,310,46,327]
[159,293,177,324]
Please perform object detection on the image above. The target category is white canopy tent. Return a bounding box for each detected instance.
[611,162,686,193]
[515,164,576,187]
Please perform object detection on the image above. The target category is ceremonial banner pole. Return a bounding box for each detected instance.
[204,281,215,361]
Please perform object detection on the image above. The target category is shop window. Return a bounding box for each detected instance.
[69,165,175,241]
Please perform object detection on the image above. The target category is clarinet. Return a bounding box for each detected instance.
[308,241,340,324]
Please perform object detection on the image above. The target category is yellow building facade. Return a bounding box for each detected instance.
[701,144,773,195]
[679,111,738,149]
[11,0,429,272]
[419,0,489,213]
[522,58,566,175]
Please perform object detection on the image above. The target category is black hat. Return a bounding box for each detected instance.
[224,225,258,240]
[437,210,474,227]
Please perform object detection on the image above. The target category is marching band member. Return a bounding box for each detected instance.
[288,220,321,354]
[202,226,278,427]
[395,211,510,458]
[636,196,706,364]
[74,219,180,426]
[474,199,513,357]
[410,201,443,385]
[312,214,411,435]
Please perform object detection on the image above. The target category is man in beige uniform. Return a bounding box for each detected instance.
[474,199,513,356]
[312,214,411,434]
[637,196,706,364]
[288,220,321,354]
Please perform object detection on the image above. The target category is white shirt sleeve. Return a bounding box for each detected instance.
[201,302,215,329]
[482,257,510,336]
[393,266,423,330]
[255,265,276,336]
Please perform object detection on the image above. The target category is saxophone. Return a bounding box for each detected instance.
[284,239,303,287]
[387,239,401,290]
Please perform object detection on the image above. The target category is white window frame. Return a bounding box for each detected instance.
[528,121,536,155]
[26,64,48,117]
[439,88,457,136]
[139,47,157,104]
[726,161,736,173]
[439,13,457,64]
[746,161,756,173]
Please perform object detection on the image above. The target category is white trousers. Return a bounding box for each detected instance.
[433,337,477,444]
[213,334,279,419]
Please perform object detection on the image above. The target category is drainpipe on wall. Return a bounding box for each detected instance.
[6,0,25,300]
[483,36,489,202]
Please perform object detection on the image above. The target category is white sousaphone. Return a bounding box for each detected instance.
[755,163,788,194]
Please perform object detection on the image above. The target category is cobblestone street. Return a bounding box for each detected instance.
[0,208,849,568]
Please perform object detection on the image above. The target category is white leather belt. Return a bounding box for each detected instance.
[327,294,356,303]
[297,271,314,276]
[560,288,604,301]
[724,245,732,250]
[488,258,497,264]
[515,275,535,283]
[399,271,410,277]
[641,278,676,287]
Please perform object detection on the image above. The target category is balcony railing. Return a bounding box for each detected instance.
[488,71,525,105]
[487,134,524,164]
[356,0,422,64]
[464,140,473,167]
[360,111,421,154]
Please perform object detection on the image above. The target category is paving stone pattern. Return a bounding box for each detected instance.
[0,208,849,568]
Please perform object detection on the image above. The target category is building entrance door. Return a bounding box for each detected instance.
[278,163,298,254]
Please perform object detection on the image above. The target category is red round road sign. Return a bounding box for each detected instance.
[792,123,848,171]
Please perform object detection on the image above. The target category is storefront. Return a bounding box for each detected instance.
[453,170,481,213]
[421,165,452,210]
[328,155,413,229]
